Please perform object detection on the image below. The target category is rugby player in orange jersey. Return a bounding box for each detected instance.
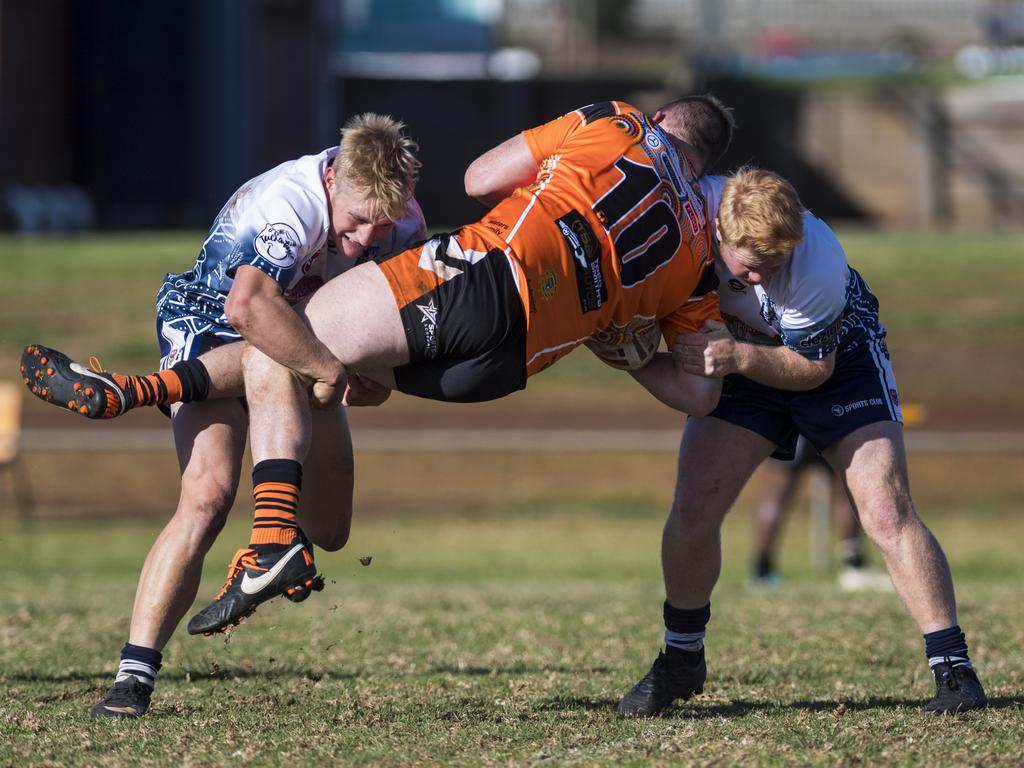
[188,96,736,634]
[37,97,735,639]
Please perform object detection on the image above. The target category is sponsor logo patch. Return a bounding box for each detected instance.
[254,223,300,267]
[796,317,843,351]
[831,398,884,417]
[557,210,606,314]
[417,299,439,358]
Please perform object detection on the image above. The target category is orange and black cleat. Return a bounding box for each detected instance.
[19,344,135,419]
[187,534,321,636]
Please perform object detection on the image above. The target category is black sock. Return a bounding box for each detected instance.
[170,358,210,403]
[924,625,971,669]
[754,554,774,579]
[250,459,303,548]
[663,601,710,664]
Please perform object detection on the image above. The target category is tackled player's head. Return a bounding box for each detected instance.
[654,94,735,175]
[325,113,422,258]
[716,167,804,284]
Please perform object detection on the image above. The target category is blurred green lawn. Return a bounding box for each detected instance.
[1,231,1022,410]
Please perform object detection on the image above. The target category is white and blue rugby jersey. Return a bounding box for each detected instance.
[156,147,425,340]
[700,175,884,360]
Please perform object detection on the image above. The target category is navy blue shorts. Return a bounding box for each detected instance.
[155,316,234,417]
[710,336,902,460]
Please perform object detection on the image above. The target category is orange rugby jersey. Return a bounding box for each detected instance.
[475,101,720,376]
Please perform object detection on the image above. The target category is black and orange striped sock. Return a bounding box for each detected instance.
[250,459,303,547]
[111,359,210,410]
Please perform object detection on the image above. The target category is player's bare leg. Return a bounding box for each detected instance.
[131,400,248,647]
[298,406,355,552]
[21,340,246,419]
[186,347,319,635]
[831,465,892,592]
[825,422,954,631]
[188,262,408,635]
[618,416,774,716]
[662,418,777,608]
[90,398,247,718]
[825,420,986,713]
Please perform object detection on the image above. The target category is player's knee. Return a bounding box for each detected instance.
[859,497,916,549]
[178,474,237,536]
[666,497,720,540]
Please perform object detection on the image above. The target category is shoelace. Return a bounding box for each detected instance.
[88,355,105,373]
[940,656,961,691]
[214,548,267,599]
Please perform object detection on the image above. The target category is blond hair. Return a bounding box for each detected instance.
[331,113,421,221]
[718,167,804,273]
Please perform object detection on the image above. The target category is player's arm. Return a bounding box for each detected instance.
[463,135,539,207]
[629,352,722,416]
[680,320,835,390]
[225,266,345,400]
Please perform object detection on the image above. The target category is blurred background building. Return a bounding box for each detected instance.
[2,0,1022,232]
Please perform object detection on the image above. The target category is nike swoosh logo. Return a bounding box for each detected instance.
[69,362,126,410]
[240,544,305,595]
[102,706,140,715]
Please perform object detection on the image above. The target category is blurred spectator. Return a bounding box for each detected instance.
[978,0,1024,46]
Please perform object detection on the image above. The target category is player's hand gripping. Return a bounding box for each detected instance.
[311,359,348,409]
[342,373,392,407]
[677,320,740,378]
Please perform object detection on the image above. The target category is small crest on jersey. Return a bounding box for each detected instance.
[254,223,300,267]
[540,270,558,299]
[610,114,642,138]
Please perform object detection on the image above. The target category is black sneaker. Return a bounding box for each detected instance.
[90,678,152,719]
[187,537,319,635]
[924,662,987,714]
[20,344,136,419]
[616,649,706,717]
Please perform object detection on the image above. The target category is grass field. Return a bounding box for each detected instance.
[2,451,1023,766]
[1,231,1022,764]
